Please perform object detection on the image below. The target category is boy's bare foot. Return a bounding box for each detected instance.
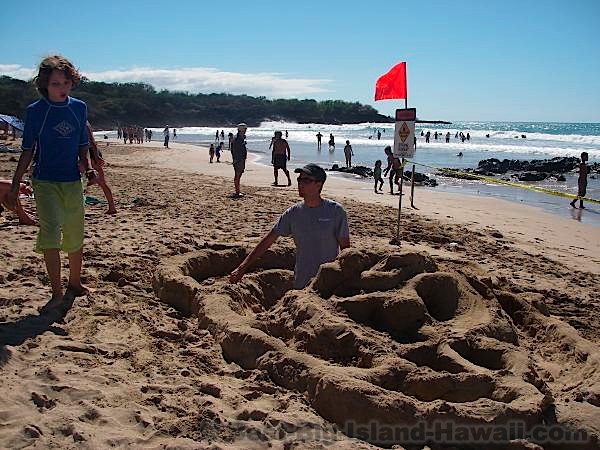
[20,216,37,226]
[39,295,65,313]
[67,283,93,297]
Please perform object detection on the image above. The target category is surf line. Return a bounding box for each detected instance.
[404,160,600,205]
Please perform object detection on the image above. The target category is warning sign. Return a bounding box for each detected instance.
[393,108,416,158]
[398,122,410,142]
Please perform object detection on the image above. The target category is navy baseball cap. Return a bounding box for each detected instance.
[294,163,326,182]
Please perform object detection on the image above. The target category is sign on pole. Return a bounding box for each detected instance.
[393,108,417,158]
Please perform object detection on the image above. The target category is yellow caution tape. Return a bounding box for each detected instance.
[403,160,600,205]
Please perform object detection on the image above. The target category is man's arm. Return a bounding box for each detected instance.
[6,150,34,210]
[286,141,291,160]
[229,229,279,283]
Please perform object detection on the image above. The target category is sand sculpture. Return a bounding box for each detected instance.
[153,244,599,449]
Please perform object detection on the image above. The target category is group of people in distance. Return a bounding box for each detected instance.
[422,130,471,144]
[117,125,153,144]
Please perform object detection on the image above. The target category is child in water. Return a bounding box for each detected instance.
[373,160,384,193]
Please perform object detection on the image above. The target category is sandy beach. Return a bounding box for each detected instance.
[1,140,599,449]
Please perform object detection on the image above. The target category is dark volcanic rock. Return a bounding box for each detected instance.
[518,172,547,182]
[330,165,373,177]
[477,157,579,174]
[403,170,437,186]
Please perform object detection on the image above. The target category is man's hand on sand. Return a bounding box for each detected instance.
[229,267,245,283]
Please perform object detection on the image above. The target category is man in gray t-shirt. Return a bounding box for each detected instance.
[229,163,350,289]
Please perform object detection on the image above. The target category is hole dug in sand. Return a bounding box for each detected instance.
[153,246,562,448]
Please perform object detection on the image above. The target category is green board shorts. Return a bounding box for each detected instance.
[32,179,84,254]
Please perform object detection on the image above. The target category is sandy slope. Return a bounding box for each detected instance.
[0,142,599,449]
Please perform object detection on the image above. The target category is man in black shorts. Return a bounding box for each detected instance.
[271,130,291,186]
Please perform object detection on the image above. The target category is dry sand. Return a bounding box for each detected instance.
[1,140,599,449]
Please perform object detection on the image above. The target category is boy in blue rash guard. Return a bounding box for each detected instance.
[6,55,94,311]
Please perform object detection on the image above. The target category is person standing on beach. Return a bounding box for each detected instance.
[316,131,323,150]
[570,152,589,209]
[328,133,335,150]
[229,163,350,289]
[209,143,215,163]
[86,122,117,214]
[343,140,354,168]
[231,123,248,197]
[163,125,170,148]
[373,160,384,193]
[173,128,177,140]
[383,145,401,194]
[5,55,94,310]
[271,131,292,186]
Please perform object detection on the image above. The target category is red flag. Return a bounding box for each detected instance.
[374,62,407,101]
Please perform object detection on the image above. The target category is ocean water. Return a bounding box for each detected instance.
[107,121,600,226]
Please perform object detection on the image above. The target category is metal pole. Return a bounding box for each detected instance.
[395,158,405,245]
[410,164,416,208]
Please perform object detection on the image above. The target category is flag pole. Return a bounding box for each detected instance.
[395,86,408,245]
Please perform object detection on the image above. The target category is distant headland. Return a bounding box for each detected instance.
[0,76,400,129]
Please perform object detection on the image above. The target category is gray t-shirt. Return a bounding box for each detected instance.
[273,199,350,289]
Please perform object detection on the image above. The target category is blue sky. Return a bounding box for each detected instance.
[1,0,599,122]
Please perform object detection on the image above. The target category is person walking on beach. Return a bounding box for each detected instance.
[383,145,401,194]
[163,125,170,148]
[86,122,117,214]
[343,140,354,168]
[216,142,223,162]
[229,163,350,289]
[271,131,292,186]
[6,55,94,311]
[570,152,589,209]
[228,132,234,150]
[316,131,323,150]
[231,123,248,197]
[373,160,384,193]
[173,128,177,140]
[328,133,335,151]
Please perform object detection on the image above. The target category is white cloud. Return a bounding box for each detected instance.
[0,64,36,80]
[0,64,332,98]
